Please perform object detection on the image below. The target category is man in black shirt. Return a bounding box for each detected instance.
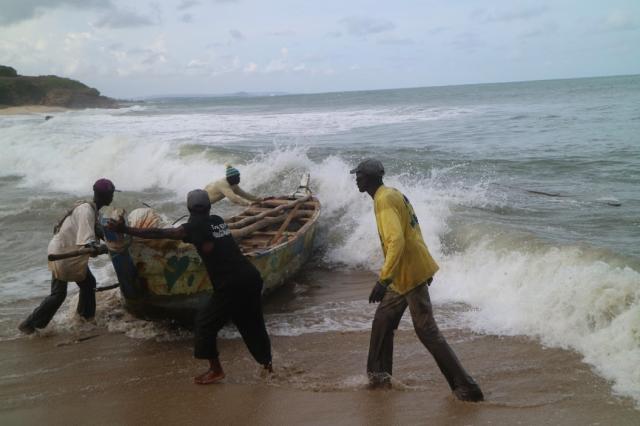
[107,189,272,384]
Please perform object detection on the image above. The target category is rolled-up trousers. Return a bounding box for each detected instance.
[367,282,480,391]
[25,269,97,329]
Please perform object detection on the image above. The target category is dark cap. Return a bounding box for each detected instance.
[93,178,116,193]
[187,189,211,211]
[349,158,385,177]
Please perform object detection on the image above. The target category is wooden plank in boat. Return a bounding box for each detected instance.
[269,203,301,245]
[229,196,311,230]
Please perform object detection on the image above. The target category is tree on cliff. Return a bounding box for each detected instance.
[0,65,18,77]
[0,65,117,108]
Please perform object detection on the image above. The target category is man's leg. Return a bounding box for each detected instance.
[231,281,272,369]
[193,291,232,384]
[367,289,407,385]
[76,269,97,320]
[406,283,484,401]
[20,275,68,332]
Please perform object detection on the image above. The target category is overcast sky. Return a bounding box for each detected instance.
[0,0,638,98]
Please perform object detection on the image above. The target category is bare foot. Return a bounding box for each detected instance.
[260,362,274,378]
[367,373,392,390]
[18,320,35,335]
[194,369,225,385]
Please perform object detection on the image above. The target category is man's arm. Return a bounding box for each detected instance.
[232,185,261,202]
[369,204,405,303]
[106,218,186,240]
[377,204,405,286]
[220,184,252,206]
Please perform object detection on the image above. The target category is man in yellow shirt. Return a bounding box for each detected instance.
[351,158,483,402]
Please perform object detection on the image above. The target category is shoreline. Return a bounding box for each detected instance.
[1,328,638,425]
[2,269,639,424]
[0,105,70,115]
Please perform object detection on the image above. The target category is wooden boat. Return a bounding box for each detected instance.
[104,176,320,324]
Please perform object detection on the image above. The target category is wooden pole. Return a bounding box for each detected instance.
[48,245,107,261]
[230,210,309,239]
[268,203,301,246]
[227,195,311,230]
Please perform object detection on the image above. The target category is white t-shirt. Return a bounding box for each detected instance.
[47,202,97,282]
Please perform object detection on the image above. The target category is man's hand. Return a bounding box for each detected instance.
[369,281,387,303]
[105,217,126,233]
[85,242,108,257]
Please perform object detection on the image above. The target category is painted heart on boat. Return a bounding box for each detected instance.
[163,255,190,292]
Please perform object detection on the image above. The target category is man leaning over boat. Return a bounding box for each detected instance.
[204,164,266,206]
[106,189,273,384]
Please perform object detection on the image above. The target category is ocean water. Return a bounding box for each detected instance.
[0,75,639,404]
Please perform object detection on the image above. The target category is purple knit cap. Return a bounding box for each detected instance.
[93,178,116,193]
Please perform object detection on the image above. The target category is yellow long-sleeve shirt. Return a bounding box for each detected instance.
[374,185,439,294]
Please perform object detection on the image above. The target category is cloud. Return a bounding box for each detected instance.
[63,31,93,51]
[107,36,170,76]
[243,62,257,73]
[257,47,332,76]
[93,8,157,29]
[269,29,296,37]
[480,6,548,23]
[180,14,193,23]
[451,32,484,53]
[264,48,294,73]
[0,0,112,26]
[185,54,244,77]
[377,37,415,46]
[519,21,558,39]
[428,27,447,36]
[600,10,639,32]
[229,29,245,41]
[177,0,200,11]
[339,16,395,36]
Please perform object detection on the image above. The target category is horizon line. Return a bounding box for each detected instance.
[124,72,639,101]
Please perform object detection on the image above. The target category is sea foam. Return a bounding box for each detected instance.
[1,105,638,406]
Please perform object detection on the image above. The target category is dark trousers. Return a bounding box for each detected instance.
[25,269,97,329]
[194,280,272,366]
[367,283,480,391]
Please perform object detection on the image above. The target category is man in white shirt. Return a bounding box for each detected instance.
[204,164,263,206]
[18,179,116,334]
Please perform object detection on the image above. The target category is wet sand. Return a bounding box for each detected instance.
[2,269,639,425]
[2,329,639,425]
[0,105,69,115]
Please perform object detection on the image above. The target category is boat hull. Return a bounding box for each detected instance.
[106,215,318,324]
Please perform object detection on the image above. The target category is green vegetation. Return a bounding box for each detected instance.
[0,65,116,108]
[0,65,18,77]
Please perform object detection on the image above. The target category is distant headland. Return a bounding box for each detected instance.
[0,65,118,109]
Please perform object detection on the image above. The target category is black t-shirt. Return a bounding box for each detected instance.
[181,214,260,290]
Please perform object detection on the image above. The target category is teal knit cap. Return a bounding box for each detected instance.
[225,164,240,178]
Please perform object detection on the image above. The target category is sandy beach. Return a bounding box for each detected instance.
[2,327,639,425]
[0,105,70,115]
[2,269,638,425]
